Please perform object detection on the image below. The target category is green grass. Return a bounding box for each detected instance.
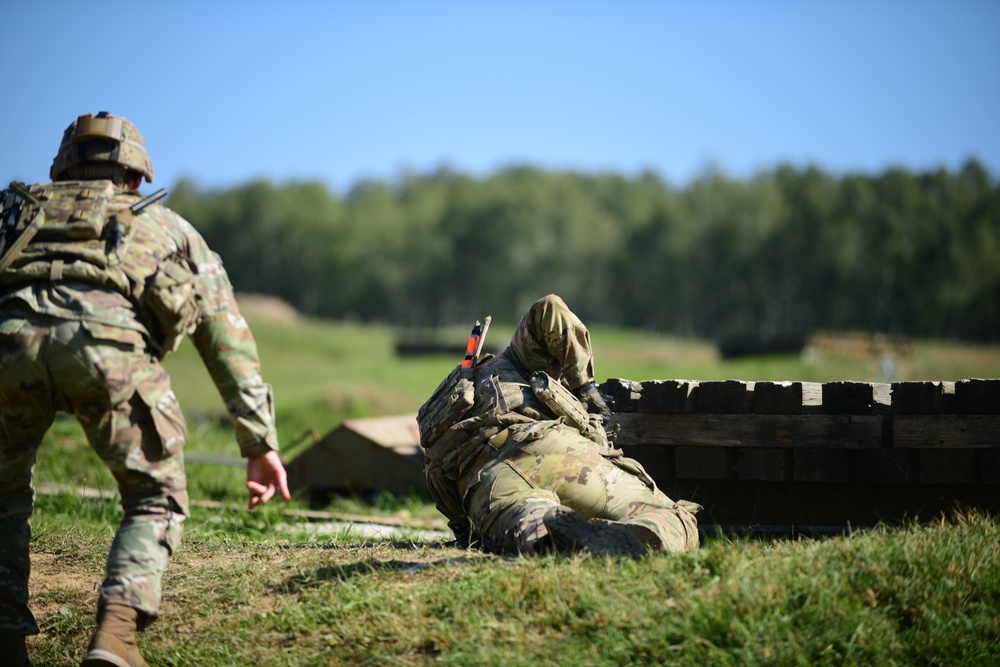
[25,498,1000,666]
[24,306,1000,665]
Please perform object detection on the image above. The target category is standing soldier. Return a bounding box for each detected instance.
[418,294,700,557]
[0,112,290,667]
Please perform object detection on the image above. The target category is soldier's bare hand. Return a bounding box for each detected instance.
[246,450,291,510]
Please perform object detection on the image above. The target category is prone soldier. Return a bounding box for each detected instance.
[418,294,700,557]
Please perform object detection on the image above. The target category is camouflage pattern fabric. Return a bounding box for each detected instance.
[426,294,700,555]
[0,181,278,458]
[507,292,596,390]
[0,181,278,635]
[463,421,699,554]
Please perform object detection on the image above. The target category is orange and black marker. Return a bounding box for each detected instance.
[461,315,492,368]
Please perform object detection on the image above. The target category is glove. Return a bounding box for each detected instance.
[573,381,613,427]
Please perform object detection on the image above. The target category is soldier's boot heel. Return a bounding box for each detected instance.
[616,521,666,551]
[542,507,645,557]
[81,605,149,667]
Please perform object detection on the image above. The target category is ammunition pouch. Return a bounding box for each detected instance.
[417,363,477,452]
[529,371,610,450]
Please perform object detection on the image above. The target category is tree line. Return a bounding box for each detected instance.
[166,159,1000,341]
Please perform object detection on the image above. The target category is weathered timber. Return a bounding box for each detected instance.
[891,381,956,414]
[854,449,918,484]
[613,413,884,449]
[602,375,1000,533]
[820,382,888,414]
[918,449,979,484]
[892,415,1000,448]
[695,380,750,413]
[602,378,641,412]
[676,447,734,480]
[956,379,1000,414]
[735,448,790,482]
[753,381,805,414]
[981,450,1000,484]
[664,480,998,530]
[794,449,854,483]
[638,379,696,413]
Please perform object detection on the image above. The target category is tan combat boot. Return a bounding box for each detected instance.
[542,506,646,558]
[80,604,149,667]
[0,633,30,667]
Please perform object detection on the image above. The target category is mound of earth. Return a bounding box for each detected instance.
[235,293,301,325]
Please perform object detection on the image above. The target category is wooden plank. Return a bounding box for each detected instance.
[676,446,735,480]
[638,379,697,413]
[695,380,749,414]
[919,449,978,484]
[981,450,1000,485]
[613,413,884,449]
[892,381,948,415]
[666,479,1000,529]
[610,412,643,445]
[892,415,1000,448]
[822,382,875,415]
[794,449,854,483]
[854,449,917,484]
[873,383,892,415]
[600,378,641,413]
[753,381,804,414]
[736,448,789,481]
[619,444,676,483]
[942,381,957,412]
[956,379,1000,414]
[802,382,824,413]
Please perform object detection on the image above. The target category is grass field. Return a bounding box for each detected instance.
[23,299,1000,666]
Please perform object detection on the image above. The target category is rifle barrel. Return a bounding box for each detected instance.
[130,188,168,214]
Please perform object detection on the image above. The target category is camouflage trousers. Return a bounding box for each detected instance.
[0,311,188,635]
[462,421,699,554]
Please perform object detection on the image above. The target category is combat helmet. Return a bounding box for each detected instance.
[50,111,155,183]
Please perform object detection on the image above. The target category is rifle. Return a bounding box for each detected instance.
[132,187,168,214]
[0,182,42,273]
[0,186,22,257]
[461,315,492,369]
[108,187,168,249]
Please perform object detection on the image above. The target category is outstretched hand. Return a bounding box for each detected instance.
[246,450,291,510]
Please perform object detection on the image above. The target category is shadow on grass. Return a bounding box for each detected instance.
[277,554,485,593]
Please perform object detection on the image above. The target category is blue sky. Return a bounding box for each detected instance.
[4,1,998,194]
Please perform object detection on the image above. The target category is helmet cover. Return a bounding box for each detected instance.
[50,111,155,183]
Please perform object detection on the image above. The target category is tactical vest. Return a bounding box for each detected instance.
[0,180,199,357]
[419,355,610,459]
[418,351,618,526]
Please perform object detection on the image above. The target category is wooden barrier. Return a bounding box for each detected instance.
[600,377,1000,535]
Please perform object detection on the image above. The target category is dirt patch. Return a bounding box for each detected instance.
[29,552,102,619]
[235,292,301,325]
[32,552,99,591]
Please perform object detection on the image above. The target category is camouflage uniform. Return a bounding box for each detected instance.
[0,180,278,636]
[421,294,699,556]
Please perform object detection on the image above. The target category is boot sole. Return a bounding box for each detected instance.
[81,648,132,667]
[544,508,645,557]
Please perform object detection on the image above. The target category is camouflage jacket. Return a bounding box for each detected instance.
[0,180,278,458]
